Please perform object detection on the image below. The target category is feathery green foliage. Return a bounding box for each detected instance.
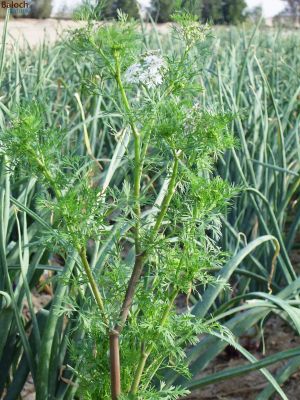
[1,11,237,399]
[0,13,299,400]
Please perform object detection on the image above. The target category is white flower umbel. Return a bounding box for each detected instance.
[125,51,166,89]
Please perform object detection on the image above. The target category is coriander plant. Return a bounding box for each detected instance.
[1,11,237,400]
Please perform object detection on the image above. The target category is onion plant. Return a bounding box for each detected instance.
[197,25,300,289]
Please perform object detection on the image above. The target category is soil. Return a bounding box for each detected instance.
[0,18,86,48]
[184,316,300,400]
[0,18,172,48]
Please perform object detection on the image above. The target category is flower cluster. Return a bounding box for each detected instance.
[124,51,166,89]
[172,12,210,48]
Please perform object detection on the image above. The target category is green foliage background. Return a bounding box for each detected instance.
[0,0,247,23]
[30,0,53,18]
[88,0,247,23]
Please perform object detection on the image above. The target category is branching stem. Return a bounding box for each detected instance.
[37,162,108,327]
[113,51,144,333]
[112,53,181,399]
[115,155,180,333]
[36,161,110,393]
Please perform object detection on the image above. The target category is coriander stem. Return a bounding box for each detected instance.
[112,51,144,399]
[37,160,108,326]
[113,53,181,398]
[110,330,121,400]
[114,51,139,140]
[31,134,111,395]
[79,247,108,327]
[38,160,107,326]
[114,51,144,333]
[115,252,146,333]
[130,349,149,396]
[116,154,180,333]
[114,51,141,251]
[133,134,142,254]
[140,128,151,164]
[130,289,179,395]
[43,169,62,199]
[32,152,62,199]
[152,153,180,237]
